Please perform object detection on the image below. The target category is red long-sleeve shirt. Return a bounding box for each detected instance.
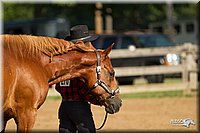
[55,79,101,105]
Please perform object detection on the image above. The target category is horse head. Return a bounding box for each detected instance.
[81,44,122,114]
[48,44,122,114]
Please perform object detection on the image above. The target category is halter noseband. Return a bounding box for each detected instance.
[88,50,119,98]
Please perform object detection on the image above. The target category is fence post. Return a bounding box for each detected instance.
[95,2,103,34]
[182,44,198,95]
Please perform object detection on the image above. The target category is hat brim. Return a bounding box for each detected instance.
[65,34,99,42]
[81,34,99,42]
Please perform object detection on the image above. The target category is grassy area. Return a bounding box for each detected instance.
[120,90,195,99]
[47,95,61,100]
[47,90,195,100]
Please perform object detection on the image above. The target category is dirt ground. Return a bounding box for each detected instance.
[5,97,198,132]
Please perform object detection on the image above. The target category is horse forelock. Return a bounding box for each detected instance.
[3,34,93,59]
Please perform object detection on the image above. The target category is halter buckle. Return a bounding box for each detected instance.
[96,66,101,74]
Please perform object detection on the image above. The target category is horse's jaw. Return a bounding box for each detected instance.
[43,51,95,86]
[47,63,92,86]
[46,64,81,85]
[42,56,72,84]
[48,72,81,85]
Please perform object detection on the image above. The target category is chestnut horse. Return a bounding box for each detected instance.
[2,34,122,132]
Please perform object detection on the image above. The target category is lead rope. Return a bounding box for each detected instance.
[94,50,108,130]
[96,111,108,130]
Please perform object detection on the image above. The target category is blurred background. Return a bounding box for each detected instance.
[3,2,198,45]
[2,1,199,132]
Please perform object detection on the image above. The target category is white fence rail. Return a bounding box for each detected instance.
[110,43,198,59]
[110,43,198,93]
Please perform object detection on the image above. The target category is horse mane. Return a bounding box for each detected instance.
[3,34,94,58]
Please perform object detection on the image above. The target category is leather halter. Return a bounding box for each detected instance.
[92,50,119,130]
[88,50,119,98]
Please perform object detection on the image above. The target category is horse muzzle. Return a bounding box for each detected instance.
[104,96,122,114]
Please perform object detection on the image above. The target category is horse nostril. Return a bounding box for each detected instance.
[104,97,122,114]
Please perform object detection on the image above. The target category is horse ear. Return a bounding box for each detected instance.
[103,43,114,56]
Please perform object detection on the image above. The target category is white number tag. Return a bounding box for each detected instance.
[60,80,70,87]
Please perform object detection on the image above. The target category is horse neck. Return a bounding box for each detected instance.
[43,50,95,85]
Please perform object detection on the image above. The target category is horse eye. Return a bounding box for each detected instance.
[104,65,115,78]
[110,70,115,77]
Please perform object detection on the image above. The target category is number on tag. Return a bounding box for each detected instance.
[60,80,70,87]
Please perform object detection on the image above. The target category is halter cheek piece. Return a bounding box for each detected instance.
[87,50,120,98]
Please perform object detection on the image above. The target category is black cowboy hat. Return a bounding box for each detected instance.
[65,25,98,42]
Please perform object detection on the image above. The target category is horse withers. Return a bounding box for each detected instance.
[2,34,122,132]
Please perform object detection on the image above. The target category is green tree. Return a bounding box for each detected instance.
[3,3,34,21]
[3,3,197,31]
[173,4,197,19]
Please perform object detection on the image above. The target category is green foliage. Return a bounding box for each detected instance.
[147,4,166,22]
[174,4,197,19]
[3,3,34,21]
[3,3,197,30]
